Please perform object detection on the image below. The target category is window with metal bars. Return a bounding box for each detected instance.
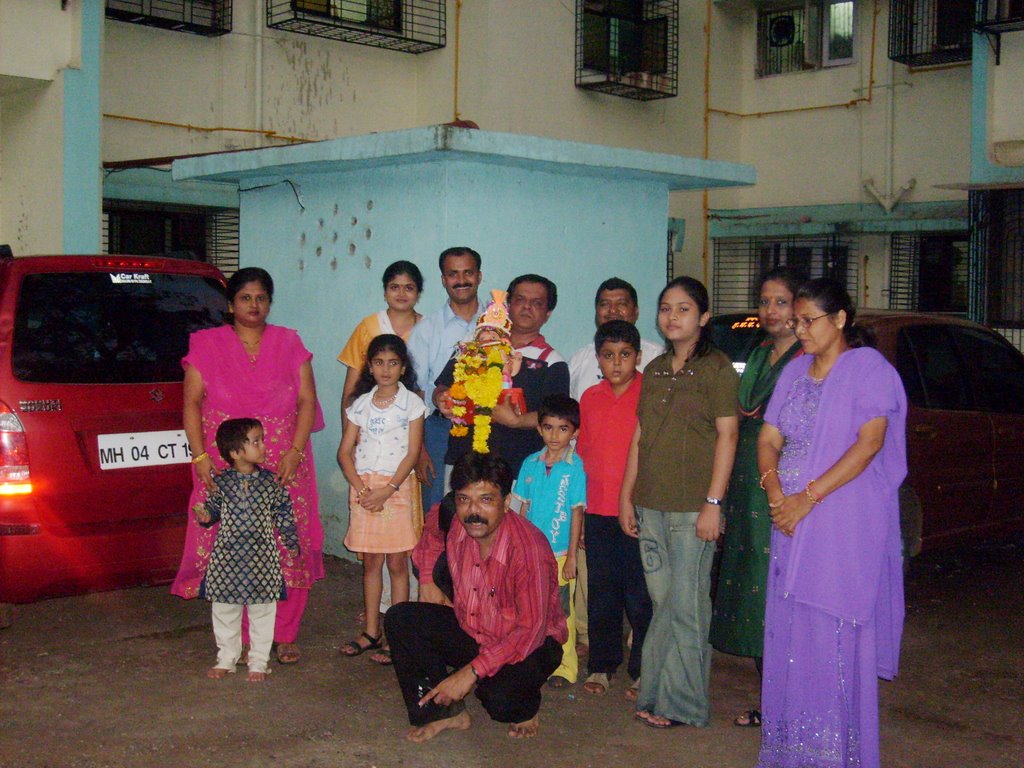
[575,0,678,100]
[976,0,1024,31]
[888,0,972,67]
[970,189,1024,328]
[712,235,859,312]
[105,0,232,36]
[267,0,445,53]
[889,232,969,313]
[103,202,239,277]
[756,0,855,77]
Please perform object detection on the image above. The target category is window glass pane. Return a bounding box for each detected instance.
[12,273,225,384]
[827,0,854,60]
[952,327,1024,414]
[898,326,974,410]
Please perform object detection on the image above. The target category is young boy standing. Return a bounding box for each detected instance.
[575,320,653,699]
[511,394,587,689]
[196,418,300,682]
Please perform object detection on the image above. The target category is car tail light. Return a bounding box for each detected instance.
[91,256,166,270]
[0,402,31,495]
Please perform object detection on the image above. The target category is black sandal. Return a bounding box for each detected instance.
[341,632,382,657]
[733,709,762,728]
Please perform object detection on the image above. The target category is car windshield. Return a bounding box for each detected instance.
[12,271,225,384]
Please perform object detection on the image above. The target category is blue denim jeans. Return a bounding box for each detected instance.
[421,412,450,510]
[635,507,715,726]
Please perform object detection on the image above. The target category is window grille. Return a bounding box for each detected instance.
[975,0,1024,32]
[888,0,972,66]
[575,0,678,101]
[970,189,1024,327]
[103,201,239,276]
[756,0,855,77]
[712,235,859,312]
[105,0,232,36]
[889,232,969,312]
[267,0,445,53]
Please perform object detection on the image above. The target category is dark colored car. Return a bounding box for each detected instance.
[0,254,225,610]
[711,310,1024,558]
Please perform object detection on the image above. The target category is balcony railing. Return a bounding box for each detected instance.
[267,1,445,53]
[575,0,678,101]
[889,0,972,66]
[105,0,232,36]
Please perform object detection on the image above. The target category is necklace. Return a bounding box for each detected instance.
[373,392,398,408]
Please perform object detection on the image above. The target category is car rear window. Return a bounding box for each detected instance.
[12,271,225,384]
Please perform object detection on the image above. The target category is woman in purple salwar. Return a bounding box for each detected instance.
[755,279,907,768]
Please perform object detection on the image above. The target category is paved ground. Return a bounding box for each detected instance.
[1,537,1020,768]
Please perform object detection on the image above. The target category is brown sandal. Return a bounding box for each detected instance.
[275,642,301,664]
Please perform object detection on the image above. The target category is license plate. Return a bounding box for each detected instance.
[97,430,192,470]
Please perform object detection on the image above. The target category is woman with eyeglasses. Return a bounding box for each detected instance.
[709,266,805,729]
[754,278,908,768]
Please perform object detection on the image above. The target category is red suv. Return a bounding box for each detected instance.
[0,254,225,611]
[711,310,1024,559]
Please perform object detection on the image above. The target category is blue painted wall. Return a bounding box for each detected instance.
[970,33,1024,186]
[63,0,103,253]
[239,159,669,556]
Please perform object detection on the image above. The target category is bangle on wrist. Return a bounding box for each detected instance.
[768,497,784,509]
[191,451,209,464]
[387,482,401,492]
[704,496,722,506]
[805,480,824,505]
[290,444,304,458]
[759,468,777,490]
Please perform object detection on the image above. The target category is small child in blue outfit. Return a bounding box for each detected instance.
[511,394,587,688]
[196,417,299,683]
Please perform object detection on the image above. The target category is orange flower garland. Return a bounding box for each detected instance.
[450,341,510,453]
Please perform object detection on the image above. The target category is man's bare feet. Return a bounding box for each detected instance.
[406,710,471,743]
[207,667,231,679]
[246,670,268,682]
[507,714,539,739]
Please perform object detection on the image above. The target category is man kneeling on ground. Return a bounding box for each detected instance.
[385,453,567,742]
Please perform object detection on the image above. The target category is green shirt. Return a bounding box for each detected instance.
[634,348,739,514]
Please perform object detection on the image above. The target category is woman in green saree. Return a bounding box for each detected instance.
[710,266,804,727]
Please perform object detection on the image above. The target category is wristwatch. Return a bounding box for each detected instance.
[705,496,722,506]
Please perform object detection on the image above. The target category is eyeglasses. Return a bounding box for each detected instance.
[785,314,831,331]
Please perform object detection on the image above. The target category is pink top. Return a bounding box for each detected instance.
[171,324,325,598]
[414,506,567,679]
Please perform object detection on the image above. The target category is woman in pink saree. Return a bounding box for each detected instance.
[172,267,324,665]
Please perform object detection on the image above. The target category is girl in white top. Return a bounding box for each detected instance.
[338,334,425,662]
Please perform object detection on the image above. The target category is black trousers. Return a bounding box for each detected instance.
[585,514,653,680]
[384,602,562,727]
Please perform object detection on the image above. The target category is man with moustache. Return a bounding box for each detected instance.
[385,453,566,742]
[407,247,484,509]
[433,274,570,478]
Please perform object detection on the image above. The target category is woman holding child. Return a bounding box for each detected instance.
[756,278,906,768]
[709,266,803,727]
[172,267,325,666]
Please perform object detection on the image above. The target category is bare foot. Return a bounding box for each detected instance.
[406,710,471,743]
[247,670,268,683]
[207,667,230,679]
[507,714,539,739]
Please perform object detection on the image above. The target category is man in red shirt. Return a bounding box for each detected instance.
[386,453,567,742]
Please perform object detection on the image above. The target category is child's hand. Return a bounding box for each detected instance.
[193,504,211,524]
[561,554,577,582]
[619,502,639,539]
[360,486,392,512]
[696,503,722,542]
